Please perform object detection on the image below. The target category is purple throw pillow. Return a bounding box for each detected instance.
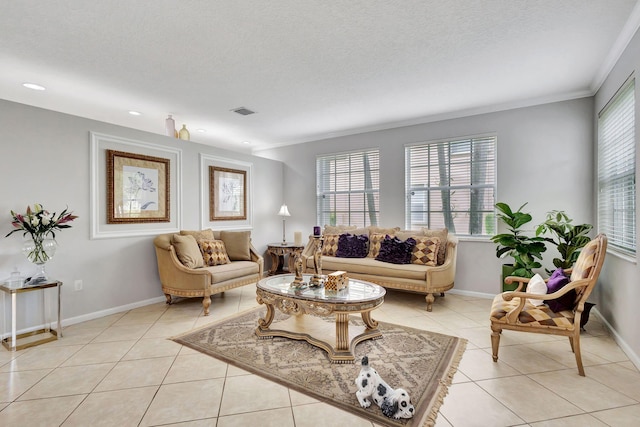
[335,233,369,258]
[546,268,576,312]
[375,235,416,264]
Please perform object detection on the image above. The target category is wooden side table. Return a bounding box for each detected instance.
[266,243,304,275]
[0,280,62,351]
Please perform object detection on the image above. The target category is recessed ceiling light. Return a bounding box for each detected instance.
[22,83,46,91]
[196,128,206,133]
[128,111,142,116]
[242,141,251,144]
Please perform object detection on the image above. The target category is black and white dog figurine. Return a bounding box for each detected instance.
[354,355,414,419]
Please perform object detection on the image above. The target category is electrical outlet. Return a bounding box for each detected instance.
[74,280,83,291]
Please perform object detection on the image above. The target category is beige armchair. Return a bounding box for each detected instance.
[154,230,263,315]
[490,234,607,376]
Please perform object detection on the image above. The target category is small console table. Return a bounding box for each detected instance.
[0,280,62,351]
[266,242,304,275]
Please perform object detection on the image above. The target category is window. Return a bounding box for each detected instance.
[598,78,636,255]
[316,149,379,227]
[405,135,496,236]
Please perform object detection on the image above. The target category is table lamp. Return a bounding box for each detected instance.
[277,204,291,245]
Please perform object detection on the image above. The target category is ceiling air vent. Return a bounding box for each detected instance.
[232,107,256,116]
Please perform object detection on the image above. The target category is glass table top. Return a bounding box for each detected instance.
[257,274,385,304]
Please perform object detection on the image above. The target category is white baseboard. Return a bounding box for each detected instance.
[592,308,640,371]
[61,296,167,327]
[449,288,495,299]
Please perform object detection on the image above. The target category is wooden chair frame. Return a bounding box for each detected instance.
[490,234,607,376]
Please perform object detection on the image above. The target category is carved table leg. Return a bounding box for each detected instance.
[361,311,379,331]
[268,251,279,275]
[257,303,275,331]
[335,313,349,351]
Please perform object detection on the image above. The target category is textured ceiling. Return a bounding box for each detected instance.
[1,1,638,153]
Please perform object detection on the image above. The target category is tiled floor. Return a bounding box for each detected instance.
[0,285,639,426]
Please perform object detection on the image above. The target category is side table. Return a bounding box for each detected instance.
[266,242,304,275]
[0,280,62,351]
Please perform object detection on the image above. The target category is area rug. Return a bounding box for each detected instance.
[172,307,466,427]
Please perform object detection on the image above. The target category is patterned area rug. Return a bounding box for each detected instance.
[172,308,466,427]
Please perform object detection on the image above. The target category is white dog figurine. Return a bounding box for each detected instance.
[354,355,415,419]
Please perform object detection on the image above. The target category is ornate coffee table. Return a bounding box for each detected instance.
[255,274,385,363]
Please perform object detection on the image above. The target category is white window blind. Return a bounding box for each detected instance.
[405,136,496,236]
[598,78,636,255]
[316,149,380,227]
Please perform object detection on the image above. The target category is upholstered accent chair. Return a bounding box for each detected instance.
[490,234,607,376]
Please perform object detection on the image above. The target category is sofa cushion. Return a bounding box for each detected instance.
[376,235,416,264]
[421,228,449,265]
[411,236,440,266]
[171,234,205,268]
[198,239,231,266]
[369,226,401,236]
[336,233,369,258]
[368,233,386,258]
[322,234,340,256]
[320,256,429,280]
[180,229,215,242]
[203,260,260,284]
[220,230,251,261]
[323,224,357,234]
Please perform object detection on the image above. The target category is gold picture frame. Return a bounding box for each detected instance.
[210,166,247,221]
[106,150,170,223]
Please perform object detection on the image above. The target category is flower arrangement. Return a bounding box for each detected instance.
[5,204,78,264]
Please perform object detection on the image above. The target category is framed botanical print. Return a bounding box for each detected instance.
[106,149,170,223]
[210,166,247,220]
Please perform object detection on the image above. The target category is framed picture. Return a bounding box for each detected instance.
[106,149,170,223]
[210,166,247,220]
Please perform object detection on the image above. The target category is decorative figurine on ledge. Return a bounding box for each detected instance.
[309,235,324,288]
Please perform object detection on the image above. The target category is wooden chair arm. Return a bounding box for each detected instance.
[504,275,531,292]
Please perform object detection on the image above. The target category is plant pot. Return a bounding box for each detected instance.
[501,264,518,292]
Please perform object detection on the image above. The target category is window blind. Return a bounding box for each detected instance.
[598,78,636,255]
[316,149,380,227]
[405,136,497,235]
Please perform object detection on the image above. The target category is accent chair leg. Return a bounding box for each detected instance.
[203,296,212,316]
[165,293,172,305]
[571,332,585,376]
[425,293,435,312]
[490,323,502,362]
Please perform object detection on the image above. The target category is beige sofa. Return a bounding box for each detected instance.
[300,225,457,311]
[154,229,263,315]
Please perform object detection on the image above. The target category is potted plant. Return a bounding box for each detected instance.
[535,210,593,274]
[491,202,547,291]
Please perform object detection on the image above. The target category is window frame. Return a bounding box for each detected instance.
[597,76,636,256]
[316,148,380,227]
[405,134,497,237]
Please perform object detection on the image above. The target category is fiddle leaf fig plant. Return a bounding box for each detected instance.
[491,202,547,278]
[535,210,593,273]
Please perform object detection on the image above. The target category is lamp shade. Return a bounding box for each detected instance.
[277,204,291,217]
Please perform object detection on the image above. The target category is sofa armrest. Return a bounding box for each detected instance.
[249,243,264,277]
[154,243,211,292]
[426,238,457,287]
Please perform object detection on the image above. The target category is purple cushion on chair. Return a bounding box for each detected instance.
[335,233,369,258]
[546,268,576,312]
[375,235,416,264]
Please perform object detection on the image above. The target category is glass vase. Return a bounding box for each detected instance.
[22,236,57,285]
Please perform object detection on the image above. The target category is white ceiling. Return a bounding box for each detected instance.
[1,1,639,153]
